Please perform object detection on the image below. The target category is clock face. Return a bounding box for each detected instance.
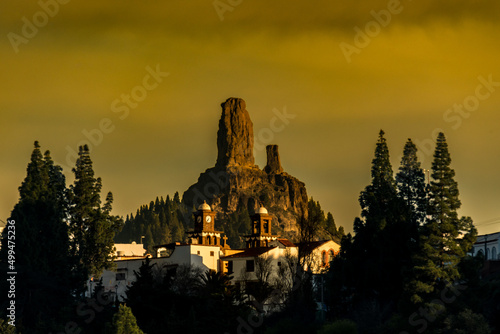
[197,216,202,223]
[206,216,212,223]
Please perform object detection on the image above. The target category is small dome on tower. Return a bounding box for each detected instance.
[198,201,211,211]
[258,206,268,214]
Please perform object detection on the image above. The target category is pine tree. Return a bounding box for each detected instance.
[68,145,123,281]
[298,198,326,251]
[410,132,477,304]
[332,131,413,317]
[0,142,72,332]
[144,226,154,255]
[396,139,428,226]
[353,131,404,299]
[325,212,343,243]
[357,130,398,232]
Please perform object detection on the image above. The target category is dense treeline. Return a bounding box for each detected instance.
[114,194,254,250]
[116,193,345,252]
[114,193,189,254]
[321,131,495,334]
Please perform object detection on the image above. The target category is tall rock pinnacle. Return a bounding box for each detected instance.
[183,97,309,245]
[216,98,255,168]
[264,145,284,174]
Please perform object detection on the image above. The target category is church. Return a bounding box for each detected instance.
[92,202,339,303]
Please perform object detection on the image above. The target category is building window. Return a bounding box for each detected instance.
[277,261,281,267]
[246,260,255,272]
[322,251,327,267]
[207,236,212,245]
[487,248,490,260]
[493,247,497,260]
[116,273,126,281]
[227,261,233,274]
[197,250,200,255]
[328,249,335,263]
[210,251,214,256]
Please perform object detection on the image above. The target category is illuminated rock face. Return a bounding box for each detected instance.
[183,98,308,234]
[216,97,255,168]
[264,145,283,174]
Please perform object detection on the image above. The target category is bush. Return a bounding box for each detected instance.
[318,319,358,334]
[444,309,491,334]
[108,305,145,334]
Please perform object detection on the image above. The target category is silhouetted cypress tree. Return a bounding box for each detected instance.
[68,145,122,282]
[357,130,397,231]
[0,142,72,332]
[329,131,414,322]
[409,133,477,304]
[396,139,428,226]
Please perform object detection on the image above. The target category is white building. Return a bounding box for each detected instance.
[220,208,298,284]
[94,243,222,300]
[221,240,299,283]
[115,242,146,259]
[92,204,341,303]
[471,232,500,260]
[91,202,227,300]
[297,240,341,274]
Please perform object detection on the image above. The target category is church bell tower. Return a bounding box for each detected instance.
[187,201,228,248]
[245,207,277,248]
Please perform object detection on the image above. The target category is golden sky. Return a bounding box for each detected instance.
[1,0,500,234]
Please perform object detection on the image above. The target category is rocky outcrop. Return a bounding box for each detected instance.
[183,98,308,235]
[216,98,255,168]
[264,145,283,174]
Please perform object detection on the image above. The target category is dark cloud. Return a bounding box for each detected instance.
[3,0,499,39]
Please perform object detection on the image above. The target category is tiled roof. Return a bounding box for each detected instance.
[277,238,296,247]
[221,247,276,259]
